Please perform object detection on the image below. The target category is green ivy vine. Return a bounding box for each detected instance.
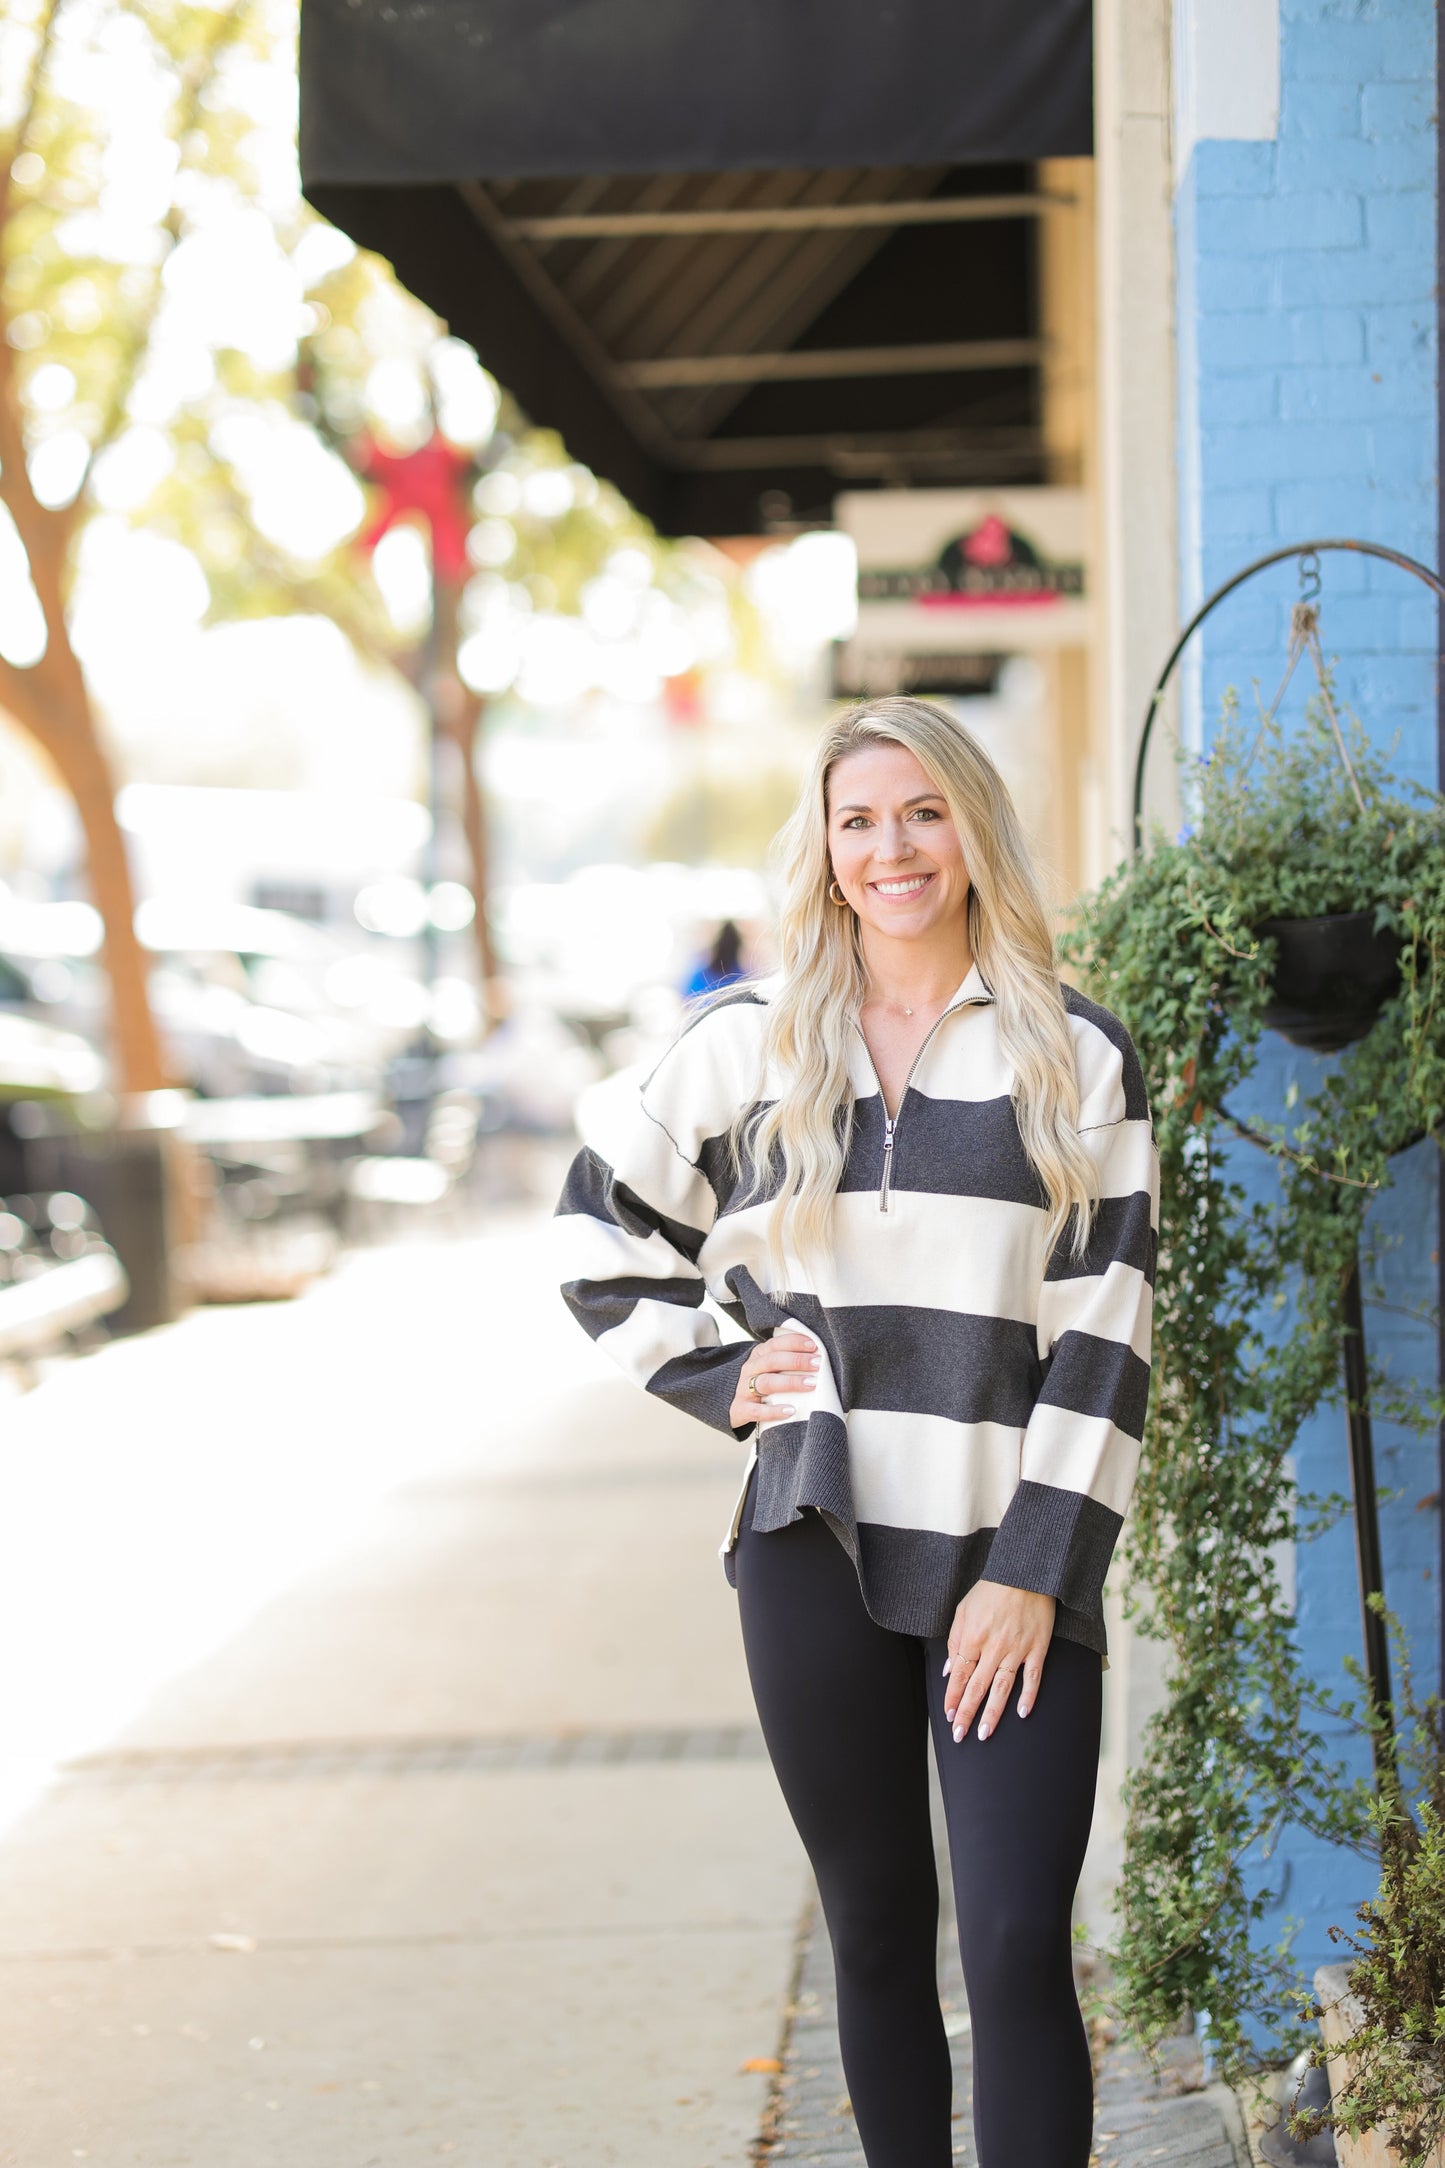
[1061,691,1445,2082]
[1297,1601,1445,2163]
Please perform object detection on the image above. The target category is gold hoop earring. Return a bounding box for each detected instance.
[828,879,849,907]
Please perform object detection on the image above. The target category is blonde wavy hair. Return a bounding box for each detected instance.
[730,695,1099,1289]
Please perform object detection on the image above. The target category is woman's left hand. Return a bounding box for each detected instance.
[942,1579,1056,1742]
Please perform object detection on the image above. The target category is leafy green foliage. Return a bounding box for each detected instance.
[1062,692,1445,2082]
[1296,1604,1445,2164]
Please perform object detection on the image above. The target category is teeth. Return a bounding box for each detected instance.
[873,875,932,895]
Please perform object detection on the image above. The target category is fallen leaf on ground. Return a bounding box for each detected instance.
[739,2057,782,2074]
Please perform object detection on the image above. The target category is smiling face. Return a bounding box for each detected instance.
[826,740,971,943]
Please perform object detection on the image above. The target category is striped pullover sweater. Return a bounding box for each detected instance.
[555,958,1159,1657]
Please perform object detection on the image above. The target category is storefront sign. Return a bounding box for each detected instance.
[835,488,1089,687]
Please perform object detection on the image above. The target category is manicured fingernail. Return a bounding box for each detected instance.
[1018,1704,1031,1720]
[941,1657,952,1677]
[977,1722,991,1742]
[952,1723,963,1743]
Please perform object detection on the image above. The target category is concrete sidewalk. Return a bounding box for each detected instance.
[0,1207,808,2166]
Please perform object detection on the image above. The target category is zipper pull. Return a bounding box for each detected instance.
[880,1117,894,1213]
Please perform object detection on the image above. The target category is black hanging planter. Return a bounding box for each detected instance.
[1256,910,1404,1054]
[1133,542,1425,1060]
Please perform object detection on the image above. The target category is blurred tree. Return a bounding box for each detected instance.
[0,0,466,1081]
[0,0,265,1092]
[0,0,766,1090]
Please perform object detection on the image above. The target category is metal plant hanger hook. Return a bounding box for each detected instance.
[1297,545,1322,606]
[1131,537,1445,856]
[1235,548,1369,818]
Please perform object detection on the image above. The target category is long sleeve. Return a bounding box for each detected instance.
[554,1007,759,1439]
[983,1027,1160,1619]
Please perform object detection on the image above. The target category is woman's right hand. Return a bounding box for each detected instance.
[728,1331,820,1430]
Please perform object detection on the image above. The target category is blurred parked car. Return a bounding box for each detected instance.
[136,900,427,1097]
[426,1004,603,1137]
[0,1007,107,1100]
[0,897,448,1100]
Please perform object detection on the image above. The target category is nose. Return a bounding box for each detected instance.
[871,817,917,864]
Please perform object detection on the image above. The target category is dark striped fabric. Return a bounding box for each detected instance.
[555,959,1160,1656]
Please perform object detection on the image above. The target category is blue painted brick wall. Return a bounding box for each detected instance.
[1172,0,1440,2009]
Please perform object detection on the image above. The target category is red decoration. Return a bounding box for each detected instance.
[353,432,474,583]
[663,669,705,728]
[961,514,1014,569]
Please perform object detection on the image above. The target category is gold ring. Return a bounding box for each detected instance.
[748,1372,762,1397]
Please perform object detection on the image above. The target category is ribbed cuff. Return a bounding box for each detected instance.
[648,1340,758,1439]
[984,1480,1123,1617]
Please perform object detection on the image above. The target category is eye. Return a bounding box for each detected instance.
[910,807,942,822]
[841,814,871,829]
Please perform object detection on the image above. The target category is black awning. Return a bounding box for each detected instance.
[300,1,1093,535]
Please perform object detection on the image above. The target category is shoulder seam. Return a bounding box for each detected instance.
[1076,1112,1157,1138]
[639,1099,705,1173]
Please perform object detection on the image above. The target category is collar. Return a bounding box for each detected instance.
[947,957,995,1007]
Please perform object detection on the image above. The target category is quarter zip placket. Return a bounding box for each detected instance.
[854,995,991,1212]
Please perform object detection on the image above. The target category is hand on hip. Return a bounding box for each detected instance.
[729,1332,821,1429]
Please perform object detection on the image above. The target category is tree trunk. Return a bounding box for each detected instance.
[54,719,176,1095]
[0,663,173,1097]
[432,578,501,1030]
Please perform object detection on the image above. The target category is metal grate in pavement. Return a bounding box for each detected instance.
[58,1724,769,1785]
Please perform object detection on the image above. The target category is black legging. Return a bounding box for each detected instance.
[734,1482,1102,2168]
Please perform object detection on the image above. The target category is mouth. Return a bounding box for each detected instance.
[867,871,936,900]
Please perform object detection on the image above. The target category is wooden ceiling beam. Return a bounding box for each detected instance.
[622,338,1043,388]
[510,194,1071,241]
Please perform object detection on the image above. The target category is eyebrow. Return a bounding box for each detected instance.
[833,791,947,813]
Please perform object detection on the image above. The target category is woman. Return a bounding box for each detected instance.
[555,697,1159,2168]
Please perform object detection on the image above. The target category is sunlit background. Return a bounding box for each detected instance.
[0,0,875,1831]
[0,0,1079,1842]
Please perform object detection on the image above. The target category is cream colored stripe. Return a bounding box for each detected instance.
[1018,1404,1141,1518]
[700,1188,1049,1322]
[575,1067,717,1232]
[595,1291,723,1389]
[1085,1116,1159,1203]
[845,1409,1024,1537]
[555,1210,702,1289]
[1036,1260,1153,1362]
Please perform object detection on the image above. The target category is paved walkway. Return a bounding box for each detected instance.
[1093,2039,1249,2168]
[0,1205,808,2166]
[0,1193,1249,2167]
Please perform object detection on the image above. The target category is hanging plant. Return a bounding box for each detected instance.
[1061,679,1445,2078]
